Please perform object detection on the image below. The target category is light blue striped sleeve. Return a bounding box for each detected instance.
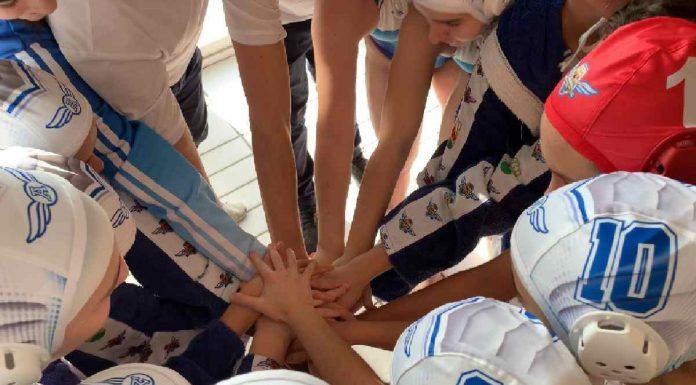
[4,24,265,281]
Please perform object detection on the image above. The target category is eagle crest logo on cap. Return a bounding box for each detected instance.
[86,373,155,385]
[456,370,503,385]
[1,167,57,243]
[559,63,598,98]
[526,195,549,234]
[46,81,82,129]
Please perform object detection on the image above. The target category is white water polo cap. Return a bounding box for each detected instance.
[0,168,114,385]
[511,172,696,383]
[0,147,135,257]
[217,370,329,385]
[412,0,512,22]
[0,60,92,157]
[391,297,592,385]
[81,364,191,385]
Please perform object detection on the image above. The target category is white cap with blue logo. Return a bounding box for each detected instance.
[391,297,592,385]
[81,363,191,385]
[217,370,329,385]
[0,60,93,157]
[0,167,114,385]
[511,172,696,383]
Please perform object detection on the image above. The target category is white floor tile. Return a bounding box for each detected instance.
[239,205,269,237]
[257,231,272,245]
[209,156,257,197]
[199,107,241,154]
[202,137,251,176]
[220,181,263,210]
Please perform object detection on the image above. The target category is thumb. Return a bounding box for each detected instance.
[362,286,377,310]
[230,292,269,314]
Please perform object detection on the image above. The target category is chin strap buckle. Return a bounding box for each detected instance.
[570,311,669,384]
[0,343,50,385]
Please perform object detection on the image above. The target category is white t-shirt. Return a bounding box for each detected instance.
[48,0,208,144]
[224,0,314,46]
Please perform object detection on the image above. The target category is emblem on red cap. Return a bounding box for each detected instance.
[559,63,598,98]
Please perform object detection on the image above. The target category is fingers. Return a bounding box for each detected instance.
[301,259,316,280]
[310,275,346,291]
[297,258,310,269]
[249,252,273,279]
[312,264,334,276]
[287,248,298,271]
[269,246,286,271]
[313,283,350,304]
[299,262,332,275]
[230,292,268,315]
[316,303,356,321]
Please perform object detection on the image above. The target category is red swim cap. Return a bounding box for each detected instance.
[544,17,696,184]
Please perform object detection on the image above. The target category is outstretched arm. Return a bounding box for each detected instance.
[359,252,516,323]
[312,0,379,260]
[233,41,307,258]
[343,7,440,261]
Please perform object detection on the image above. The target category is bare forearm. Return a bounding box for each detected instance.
[336,321,411,350]
[250,319,293,364]
[220,278,264,336]
[289,310,383,385]
[234,41,307,258]
[312,0,376,257]
[359,252,516,322]
[252,130,306,257]
[344,143,415,258]
[344,9,439,259]
[314,83,355,257]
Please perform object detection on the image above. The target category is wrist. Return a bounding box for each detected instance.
[285,303,319,327]
[317,237,344,259]
[240,276,263,297]
[350,246,392,287]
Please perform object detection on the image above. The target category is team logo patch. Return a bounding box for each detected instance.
[130,200,147,213]
[175,241,198,257]
[456,370,503,385]
[487,180,501,196]
[86,373,155,385]
[458,178,478,201]
[399,212,416,236]
[87,328,107,343]
[99,331,127,351]
[119,341,153,363]
[526,196,549,234]
[379,227,392,250]
[152,220,173,235]
[447,103,464,149]
[464,86,477,104]
[163,336,181,359]
[425,200,443,222]
[46,82,82,129]
[2,167,58,243]
[403,322,418,357]
[215,272,235,289]
[559,63,598,98]
[421,169,435,185]
[500,157,521,178]
[111,200,130,229]
[531,142,545,163]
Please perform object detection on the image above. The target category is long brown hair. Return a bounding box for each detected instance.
[602,0,696,37]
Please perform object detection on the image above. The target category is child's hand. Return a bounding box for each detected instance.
[311,260,372,311]
[231,245,316,323]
